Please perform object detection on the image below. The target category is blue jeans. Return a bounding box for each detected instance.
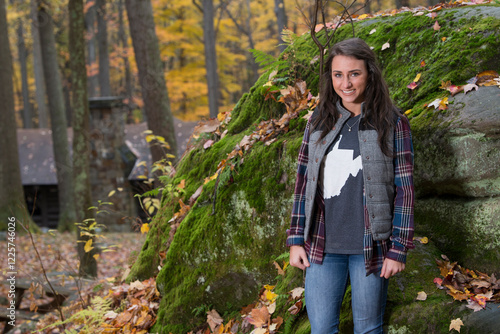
[305,254,388,334]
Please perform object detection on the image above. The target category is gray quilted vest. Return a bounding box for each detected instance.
[303,104,395,242]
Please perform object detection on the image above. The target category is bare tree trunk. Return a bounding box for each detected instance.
[202,0,219,118]
[69,0,97,278]
[96,0,111,96]
[274,0,287,53]
[31,0,49,128]
[125,0,177,162]
[85,0,98,97]
[395,0,410,8]
[220,0,259,89]
[17,22,33,128]
[118,0,133,120]
[0,0,36,228]
[364,0,371,14]
[38,6,77,233]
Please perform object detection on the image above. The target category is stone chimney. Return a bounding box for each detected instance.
[89,96,135,231]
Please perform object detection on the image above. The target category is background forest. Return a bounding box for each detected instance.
[6,0,440,126]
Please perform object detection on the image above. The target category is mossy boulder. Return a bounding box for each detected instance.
[128,4,500,333]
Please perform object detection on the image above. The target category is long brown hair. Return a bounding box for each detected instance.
[312,38,400,156]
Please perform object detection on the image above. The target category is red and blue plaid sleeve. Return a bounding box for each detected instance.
[386,116,415,263]
[286,120,311,246]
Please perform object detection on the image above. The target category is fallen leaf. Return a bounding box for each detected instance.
[407,82,419,90]
[466,299,483,312]
[251,328,267,334]
[130,280,145,290]
[247,306,270,328]
[405,109,412,115]
[442,37,447,42]
[272,261,285,276]
[268,301,276,314]
[207,309,224,332]
[189,185,204,206]
[476,70,500,86]
[288,300,303,315]
[193,119,221,136]
[369,28,376,34]
[290,287,305,300]
[438,97,449,110]
[413,73,422,82]
[141,223,149,234]
[108,190,116,197]
[427,98,442,109]
[449,318,464,332]
[382,41,390,50]
[203,140,214,149]
[433,21,441,31]
[420,60,426,67]
[416,291,427,301]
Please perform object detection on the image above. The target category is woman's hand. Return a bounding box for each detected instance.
[289,245,311,270]
[380,258,405,279]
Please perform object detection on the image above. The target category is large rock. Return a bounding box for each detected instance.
[414,87,500,198]
[412,86,500,273]
[128,4,500,333]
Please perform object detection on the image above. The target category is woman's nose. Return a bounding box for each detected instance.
[343,77,352,88]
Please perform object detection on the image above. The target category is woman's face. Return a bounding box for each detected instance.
[331,55,368,115]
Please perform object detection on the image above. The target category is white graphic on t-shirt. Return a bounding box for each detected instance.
[323,135,362,199]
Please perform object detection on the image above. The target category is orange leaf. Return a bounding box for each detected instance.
[247,306,270,328]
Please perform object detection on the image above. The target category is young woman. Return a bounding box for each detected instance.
[286,38,415,333]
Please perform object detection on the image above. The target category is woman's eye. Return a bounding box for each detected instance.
[334,73,342,78]
[351,72,359,77]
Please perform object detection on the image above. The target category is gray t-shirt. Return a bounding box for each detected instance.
[319,114,364,254]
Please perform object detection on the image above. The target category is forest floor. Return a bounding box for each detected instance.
[0,231,147,334]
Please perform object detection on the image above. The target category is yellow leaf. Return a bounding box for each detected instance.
[93,254,100,260]
[442,37,447,42]
[148,205,155,215]
[142,130,153,135]
[413,73,421,82]
[264,284,275,291]
[145,134,155,143]
[358,14,369,20]
[178,179,186,189]
[420,237,429,244]
[141,223,150,234]
[108,190,116,197]
[156,135,166,143]
[405,109,412,115]
[84,239,94,253]
[265,289,278,302]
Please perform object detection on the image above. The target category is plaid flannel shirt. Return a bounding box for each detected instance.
[286,115,415,275]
